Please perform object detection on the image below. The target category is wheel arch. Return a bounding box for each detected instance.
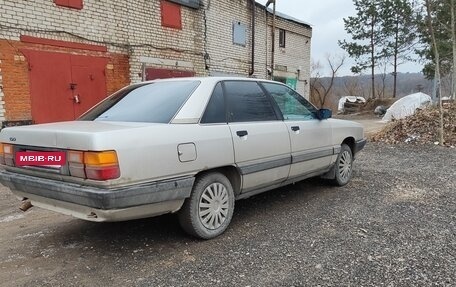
[342,137,355,154]
[194,166,242,196]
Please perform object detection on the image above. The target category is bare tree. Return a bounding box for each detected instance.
[343,77,362,97]
[425,0,444,145]
[310,54,346,108]
[375,62,389,98]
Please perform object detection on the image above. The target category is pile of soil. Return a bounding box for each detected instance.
[371,102,456,146]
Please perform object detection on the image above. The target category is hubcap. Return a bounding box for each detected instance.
[338,150,352,182]
[198,182,229,230]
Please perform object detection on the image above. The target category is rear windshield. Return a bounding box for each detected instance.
[79,81,200,123]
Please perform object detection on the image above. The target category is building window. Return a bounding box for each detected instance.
[233,22,247,46]
[54,0,83,9]
[161,0,182,29]
[279,29,286,48]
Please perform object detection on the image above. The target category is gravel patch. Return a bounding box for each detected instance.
[0,143,454,286]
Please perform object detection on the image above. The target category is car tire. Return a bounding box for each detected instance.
[332,143,353,186]
[178,172,235,239]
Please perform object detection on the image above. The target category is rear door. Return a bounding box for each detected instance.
[261,82,333,180]
[224,81,291,193]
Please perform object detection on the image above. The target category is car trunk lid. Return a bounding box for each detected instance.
[0,121,152,150]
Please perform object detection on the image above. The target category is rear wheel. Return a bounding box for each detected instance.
[178,172,235,239]
[332,143,353,186]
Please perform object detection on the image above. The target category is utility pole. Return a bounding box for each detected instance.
[266,0,276,80]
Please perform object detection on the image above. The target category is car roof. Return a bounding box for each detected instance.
[141,76,280,85]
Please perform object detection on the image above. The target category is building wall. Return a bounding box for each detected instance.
[0,0,131,123]
[269,16,312,99]
[0,0,312,124]
[0,40,31,122]
[0,58,5,121]
[0,0,206,124]
[0,38,130,123]
[203,0,312,98]
[204,0,253,76]
[121,0,206,82]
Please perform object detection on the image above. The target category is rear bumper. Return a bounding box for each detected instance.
[0,170,194,210]
[354,138,367,155]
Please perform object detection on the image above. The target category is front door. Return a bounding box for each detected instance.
[261,82,333,180]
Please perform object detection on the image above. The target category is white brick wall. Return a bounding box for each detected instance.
[270,17,312,98]
[0,0,206,81]
[203,0,312,98]
[0,0,312,98]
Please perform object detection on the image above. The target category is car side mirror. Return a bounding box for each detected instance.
[317,108,332,120]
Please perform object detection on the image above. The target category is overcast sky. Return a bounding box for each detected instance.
[255,0,423,76]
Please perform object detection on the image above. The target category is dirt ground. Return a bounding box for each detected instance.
[335,113,386,137]
[0,121,455,286]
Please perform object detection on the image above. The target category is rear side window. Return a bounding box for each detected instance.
[262,82,317,120]
[80,81,200,123]
[224,81,277,122]
[201,83,226,124]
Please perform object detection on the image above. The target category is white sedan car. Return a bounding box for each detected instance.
[0,77,366,239]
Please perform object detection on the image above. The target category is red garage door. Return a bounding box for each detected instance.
[22,50,108,124]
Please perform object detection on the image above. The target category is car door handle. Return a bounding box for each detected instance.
[291,126,300,132]
[236,130,248,137]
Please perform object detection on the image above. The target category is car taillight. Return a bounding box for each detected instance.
[68,150,120,181]
[0,143,4,165]
[68,151,85,178]
[2,144,14,166]
[84,151,120,180]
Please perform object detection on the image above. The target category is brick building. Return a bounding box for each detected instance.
[0,0,312,125]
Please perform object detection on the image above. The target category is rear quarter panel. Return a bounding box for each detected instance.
[101,124,235,186]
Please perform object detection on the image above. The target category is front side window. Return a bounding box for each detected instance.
[224,81,277,122]
[79,81,200,123]
[262,82,317,121]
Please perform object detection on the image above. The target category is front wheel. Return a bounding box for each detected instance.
[332,144,353,186]
[178,172,235,239]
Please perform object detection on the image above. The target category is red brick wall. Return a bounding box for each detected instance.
[0,39,130,122]
[0,40,31,121]
[106,53,130,95]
